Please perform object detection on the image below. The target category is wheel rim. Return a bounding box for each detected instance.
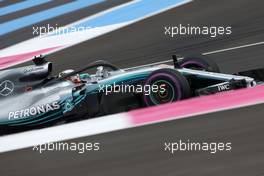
[150,80,175,105]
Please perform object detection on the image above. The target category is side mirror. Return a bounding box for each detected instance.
[172,55,181,69]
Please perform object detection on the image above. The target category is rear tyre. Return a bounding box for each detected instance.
[179,56,220,72]
[143,69,191,106]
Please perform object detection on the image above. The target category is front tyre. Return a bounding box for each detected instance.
[143,69,191,106]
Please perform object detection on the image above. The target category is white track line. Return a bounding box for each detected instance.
[0,114,131,153]
[124,41,264,70]
[203,41,264,55]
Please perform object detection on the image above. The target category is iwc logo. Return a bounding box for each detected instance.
[0,80,14,96]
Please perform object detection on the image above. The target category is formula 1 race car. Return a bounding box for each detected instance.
[0,55,263,133]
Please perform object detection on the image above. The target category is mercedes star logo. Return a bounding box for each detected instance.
[0,80,14,96]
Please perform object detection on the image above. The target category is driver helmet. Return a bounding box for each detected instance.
[58,69,82,83]
[58,69,74,78]
[69,75,81,83]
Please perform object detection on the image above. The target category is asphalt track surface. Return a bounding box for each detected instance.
[1,0,264,175]
[0,0,23,8]
[1,0,75,23]
[1,103,264,176]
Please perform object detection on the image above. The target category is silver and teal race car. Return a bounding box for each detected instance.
[0,55,263,133]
